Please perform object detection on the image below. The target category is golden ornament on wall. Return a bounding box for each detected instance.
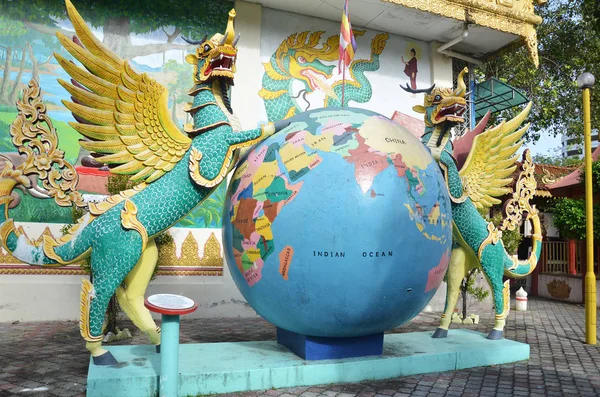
[547,279,571,300]
[0,229,223,276]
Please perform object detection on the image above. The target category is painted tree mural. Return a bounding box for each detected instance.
[0,0,233,227]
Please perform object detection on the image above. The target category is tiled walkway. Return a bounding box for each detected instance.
[1,297,600,396]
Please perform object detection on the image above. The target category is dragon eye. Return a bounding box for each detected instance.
[203,44,211,52]
[434,95,442,102]
[297,56,307,64]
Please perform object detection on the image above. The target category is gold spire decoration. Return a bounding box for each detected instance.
[1,230,223,276]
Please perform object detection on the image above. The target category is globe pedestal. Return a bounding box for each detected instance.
[277,328,384,360]
[85,330,530,397]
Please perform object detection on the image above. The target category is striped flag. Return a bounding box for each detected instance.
[339,0,357,73]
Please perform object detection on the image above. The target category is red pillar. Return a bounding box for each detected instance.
[569,239,577,275]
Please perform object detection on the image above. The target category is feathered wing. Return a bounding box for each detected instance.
[458,102,532,209]
[54,0,191,184]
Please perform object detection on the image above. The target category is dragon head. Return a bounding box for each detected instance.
[185,9,239,84]
[403,67,468,137]
[272,31,338,92]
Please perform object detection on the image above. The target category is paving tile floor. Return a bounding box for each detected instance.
[1,297,600,397]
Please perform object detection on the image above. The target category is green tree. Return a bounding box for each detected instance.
[0,16,27,103]
[0,0,232,60]
[551,160,600,239]
[532,151,583,167]
[0,14,65,105]
[477,0,600,142]
[459,269,490,322]
[163,59,193,125]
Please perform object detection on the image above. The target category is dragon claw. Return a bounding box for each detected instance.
[432,328,448,338]
[92,351,118,366]
[487,329,503,340]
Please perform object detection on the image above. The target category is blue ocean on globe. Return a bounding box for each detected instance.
[223,107,452,337]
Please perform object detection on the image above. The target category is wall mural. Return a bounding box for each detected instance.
[258,8,430,124]
[0,0,232,275]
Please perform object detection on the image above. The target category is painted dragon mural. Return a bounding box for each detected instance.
[259,30,389,122]
[0,0,288,365]
[401,68,542,340]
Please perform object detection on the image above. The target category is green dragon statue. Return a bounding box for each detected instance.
[258,30,388,121]
[0,0,287,365]
[401,68,542,340]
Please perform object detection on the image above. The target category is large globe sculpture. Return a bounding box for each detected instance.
[223,107,452,338]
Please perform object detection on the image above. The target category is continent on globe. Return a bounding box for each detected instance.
[279,246,294,280]
[223,107,453,338]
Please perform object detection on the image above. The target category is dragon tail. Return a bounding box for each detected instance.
[501,150,542,278]
[0,79,88,266]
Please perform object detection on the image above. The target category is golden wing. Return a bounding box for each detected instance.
[54,0,191,184]
[458,102,532,209]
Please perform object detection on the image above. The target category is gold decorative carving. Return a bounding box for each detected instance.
[382,0,544,66]
[501,150,537,232]
[478,222,503,260]
[120,199,148,251]
[540,168,557,185]
[8,79,85,208]
[0,230,223,276]
[157,231,223,269]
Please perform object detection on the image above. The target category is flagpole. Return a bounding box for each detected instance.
[342,53,346,108]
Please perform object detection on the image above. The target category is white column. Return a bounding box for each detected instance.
[232,0,265,129]
[429,41,453,88]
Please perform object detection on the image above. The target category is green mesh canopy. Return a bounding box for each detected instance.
[474,78,529,118]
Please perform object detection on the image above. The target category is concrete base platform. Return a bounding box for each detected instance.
[87,330,529,397]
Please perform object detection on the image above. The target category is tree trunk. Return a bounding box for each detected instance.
[102,17,132,58]
[171,94,177,123]
[102,18,193,60]
[0,46,13,102]
[27,44,39,83]
[7,46,27,104]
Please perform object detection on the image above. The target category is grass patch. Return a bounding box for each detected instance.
[8,190,73,223]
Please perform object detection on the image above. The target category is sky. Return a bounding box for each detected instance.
[519,133,562,157]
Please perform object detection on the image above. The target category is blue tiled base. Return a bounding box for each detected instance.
[277,327,384,360]
[87,330,530,397]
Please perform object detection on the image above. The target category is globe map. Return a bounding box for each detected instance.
[222,107,453,337]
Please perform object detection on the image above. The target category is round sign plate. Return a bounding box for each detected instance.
[147,294,195,310]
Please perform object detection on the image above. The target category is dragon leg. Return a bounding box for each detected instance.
[83,234,145,365]
[479,246,510,340]
[116,239,161,350]
[432,246,474,338]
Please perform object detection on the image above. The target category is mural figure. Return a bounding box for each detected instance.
[0,0,287,365]
[401,68,542,339]
[259,30,389,122]
[402,48,418,89]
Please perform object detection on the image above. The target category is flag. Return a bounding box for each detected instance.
[339,0,357,73]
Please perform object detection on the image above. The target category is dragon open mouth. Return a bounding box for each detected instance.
[436,103,467,123]
[204,54,235,76]
[300,69,329,91]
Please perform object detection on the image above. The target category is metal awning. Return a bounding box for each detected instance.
[474,78,529,119]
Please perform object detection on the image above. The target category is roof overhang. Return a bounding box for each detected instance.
[246,0,544,66]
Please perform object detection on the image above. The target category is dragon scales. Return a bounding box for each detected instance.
[259,30,389,121]
[401,68,542,339]
[0,0,287,365]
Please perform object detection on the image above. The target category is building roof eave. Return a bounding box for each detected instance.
[382,0,544,66]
